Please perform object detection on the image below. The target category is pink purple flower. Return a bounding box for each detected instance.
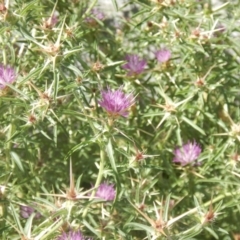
[0,64,17,89]
[95,182,116,201]
[85,8,105,25]
[58,230,92,240]
[99,86,134,118]
[20,205,42,219]
[173,141,202,166]
[155,48,171,63]
[47,13,58,27]
[122,54,147,76]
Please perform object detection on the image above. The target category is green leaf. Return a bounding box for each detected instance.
[24,213,35,238]
[18,0,39,16]
[34,218,63,240]
[205,227,219,239]
[19,67,43,85]
[106,139,117,173]
[163,194,171,222]
[64,139,95,162]
[10,203,24,235]
[124,222,154,234]
[181,116,206,135]
[10,151,24,172]
[178,224,203,240]
[82,219,101,237]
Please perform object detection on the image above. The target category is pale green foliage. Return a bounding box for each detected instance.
[0,0,240,239]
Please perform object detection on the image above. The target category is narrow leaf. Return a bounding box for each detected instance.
[106,139,117,173]
[182,116,206,135]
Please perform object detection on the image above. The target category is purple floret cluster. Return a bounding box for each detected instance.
[99,87,134,118]
[0,65,17,89]
[122,54,147,76]
[173,141,202,166]
[95,182,116,201]
[58,230,92,240]
[121,48,171,76]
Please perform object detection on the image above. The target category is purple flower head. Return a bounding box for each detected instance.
[20,205,42,219]
[155,48,171,63]
[99,86,134,118]
[58,230,92,240]
[85,8,105,25]
[48,14,58,27]
[122,54,147,76]
[173,141,202,166]
[91,8,105,21]
[95,182,116,201]
[0,64,17,89]
[43,12,58,29]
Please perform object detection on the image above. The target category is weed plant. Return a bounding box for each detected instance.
[0,0,240,239]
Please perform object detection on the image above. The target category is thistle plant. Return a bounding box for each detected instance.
[1,0,240,239]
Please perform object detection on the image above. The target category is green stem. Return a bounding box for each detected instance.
[94,146,105,190]
[82,145,105,218]
[188,169,195,196]
[73,91,98,136]
[1,36,6,65]
[82,0,98,17]
[6,106,14,167]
